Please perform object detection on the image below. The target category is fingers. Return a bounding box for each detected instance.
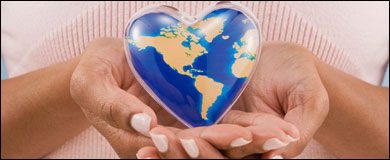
[220,110,300,158]
[280,88,329,158]
[73,77,158,137]
[178,133,225,159]
[150,124,252,159]
[222,110,300,139]
[136,146,161,159]
[222,125,289,159]
[149,126,189,159]
[70,38,158,137]
[260,148,286,159]
[182,124,253,149]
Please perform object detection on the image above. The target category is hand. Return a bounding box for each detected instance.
[233,41,329,158]
[70,38,185,158]
[136,41,328,159]
[136,110,300,159]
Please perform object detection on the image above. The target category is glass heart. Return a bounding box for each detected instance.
[124,2,262,127]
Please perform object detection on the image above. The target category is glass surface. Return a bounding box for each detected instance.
[124,2,261,127]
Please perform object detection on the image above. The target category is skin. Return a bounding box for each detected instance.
[315,57,389,158]
[1,38,388,159]
[1,56,90,158]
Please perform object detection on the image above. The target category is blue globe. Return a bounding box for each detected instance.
[125,8,259,127]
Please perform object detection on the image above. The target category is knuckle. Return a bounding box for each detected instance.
[99,99,121,129]
[70,67,91,101]
[224,110,245,124]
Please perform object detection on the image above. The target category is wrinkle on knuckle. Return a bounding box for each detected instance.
[70,69,94,101]
[99,99,120,129]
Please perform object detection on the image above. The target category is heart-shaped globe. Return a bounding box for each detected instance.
[124,2,261,127]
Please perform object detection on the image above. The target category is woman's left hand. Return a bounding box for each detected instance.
[233,41,329,158]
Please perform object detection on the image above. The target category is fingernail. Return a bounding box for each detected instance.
[263,138,289,151]
[287,135,299,142]
[136,153,151,159]
[230,137,252,147]
[272,155,284,159]
[150,133,168,153]
[180,138,199,158]
[131,113,151,137]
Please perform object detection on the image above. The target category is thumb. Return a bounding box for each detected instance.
[275,90,329,159]
[95,86,158,137]
[70,59,158,137]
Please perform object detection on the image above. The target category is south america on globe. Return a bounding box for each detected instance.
[125,5,260,127]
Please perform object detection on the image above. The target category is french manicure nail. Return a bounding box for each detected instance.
[150,133,168,153]
[136,153,141,159]
[180,138,199,158]
[272,155,284,159]
[131,113,151,137]
[263,138,289,151]
[287,135,299,142]
[230,137,252,147]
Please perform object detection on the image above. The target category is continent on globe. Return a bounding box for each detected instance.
[231,29,259,78]
[129,16,228,120]
[194,75,224,120]
[128,22,206,77]
[192,17,227,43]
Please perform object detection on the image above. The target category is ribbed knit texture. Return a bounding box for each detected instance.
[30,1,354,76]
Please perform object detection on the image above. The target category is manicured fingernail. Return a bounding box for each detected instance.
[272,155,284,159]
[287,135,299,142]
[180,139,199,158]
[150,133,168,153]
[131,113,151,137]
[136,153,151,159]
[263,138,289,151]
[230,137,252,147]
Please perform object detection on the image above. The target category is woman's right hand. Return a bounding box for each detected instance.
[70,38,185,158]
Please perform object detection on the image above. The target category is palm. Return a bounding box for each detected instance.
[232,42,329,156]
[235,42,327,117]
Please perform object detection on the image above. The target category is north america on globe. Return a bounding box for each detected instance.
[126,8,259,127]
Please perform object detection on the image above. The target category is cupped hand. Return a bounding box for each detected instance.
[70,38,185,158]
[234,41,329,158]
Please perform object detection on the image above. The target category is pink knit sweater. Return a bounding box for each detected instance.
[1,1,389,159]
